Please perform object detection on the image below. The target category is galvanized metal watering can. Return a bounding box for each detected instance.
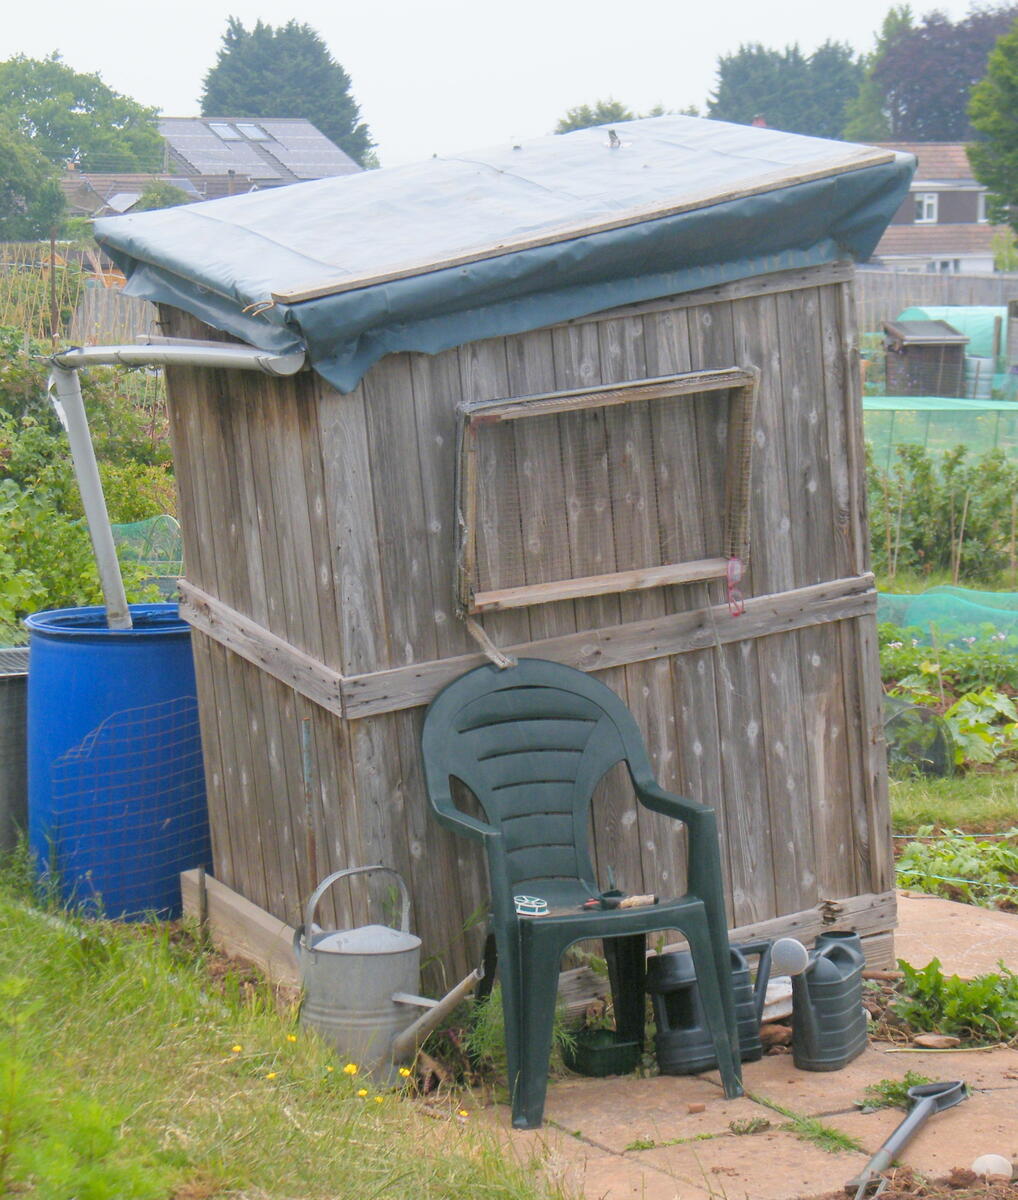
[293,865,481,1084]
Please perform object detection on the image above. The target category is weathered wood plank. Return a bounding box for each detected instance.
[364,354,441,668]
[181,869,300,986]
[341,575,876,718]
[471,558,729,612]
[467,367,755,422]
[503,328,579,641]
[317,379,388,676]
[178,580,345,717]
[563,262,856,328]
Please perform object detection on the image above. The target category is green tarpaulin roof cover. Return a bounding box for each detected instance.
[94,116,914,393]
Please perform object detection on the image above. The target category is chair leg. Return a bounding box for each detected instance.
[604,933,646,1048]
[493,926,526,1122]
[685,921,743,1100]
[512,924,570,1129]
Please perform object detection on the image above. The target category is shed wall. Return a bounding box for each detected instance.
[162,261,893,980]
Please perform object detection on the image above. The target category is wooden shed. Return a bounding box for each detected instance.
[96,117,915,979]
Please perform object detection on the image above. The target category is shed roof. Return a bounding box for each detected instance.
[96,116,914,392]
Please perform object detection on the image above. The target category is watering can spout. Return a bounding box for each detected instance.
[390,967,484,1063]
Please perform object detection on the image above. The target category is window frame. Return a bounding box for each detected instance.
[454,366,759,617]
[914,192,939,224]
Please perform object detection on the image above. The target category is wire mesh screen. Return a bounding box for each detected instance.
[47,695,210,917]
[864,398,1018,471]
[463,376,754,610]
[111,515,183,576]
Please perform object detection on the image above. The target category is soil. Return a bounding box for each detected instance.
[812,1165,1018,1199]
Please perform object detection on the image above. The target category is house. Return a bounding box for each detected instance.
[867,142,1008,274]
[158,117,361,194]
[59,170,206,219]
[61,118,361,218]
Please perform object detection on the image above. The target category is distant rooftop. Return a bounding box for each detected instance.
[873,142,976,184]
[158,117,361,186]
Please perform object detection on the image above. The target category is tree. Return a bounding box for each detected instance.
[842,5,914,142]
[0,121,64,240]
[201,19,373,166]
[555,99,635,133]
[969,17,1018,236]
[0,54,162,171]
[133,181,192,212]
[871,5,1018,140]
[707,41,863,139]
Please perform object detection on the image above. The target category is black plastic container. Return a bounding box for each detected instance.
[647,940,771,1075]
[791,930,868,1072]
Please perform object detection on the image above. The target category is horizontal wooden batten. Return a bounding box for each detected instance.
[344,573,877,718]
[179,579,346,718]
[466,368,754,424]
[660,890,898,966]
[472,559,731,613]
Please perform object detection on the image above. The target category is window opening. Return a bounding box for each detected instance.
[454,367,758,616]
[208,122,242,141]
[236,123,271,141]
[914,193,938,223]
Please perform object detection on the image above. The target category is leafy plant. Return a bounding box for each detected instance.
[896,827,1018,908]
[465,984,576,1076]
[879,622,1018,695]
[892,958,1018,1043]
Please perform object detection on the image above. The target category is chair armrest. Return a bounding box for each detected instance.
[428,787,497,843]
[634,780,714,827]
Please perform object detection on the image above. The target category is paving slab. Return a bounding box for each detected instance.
[543,1072,773,1152]
[895,891,1018,977]
[634,1127,871,1200]
[701,1045,1018,1115]
[827,1089,1018,1179]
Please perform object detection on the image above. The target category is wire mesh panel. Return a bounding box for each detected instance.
[47,695,210,917]
[456,369,757,615]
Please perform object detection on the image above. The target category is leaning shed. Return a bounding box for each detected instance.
[96,117,915,977]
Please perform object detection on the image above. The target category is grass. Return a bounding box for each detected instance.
[746,1093,863,1155]
[0,866,566,1199]
[889,772,1018,834]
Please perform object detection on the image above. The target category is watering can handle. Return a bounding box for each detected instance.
[734,938,774,1023]
[303,866,411,937]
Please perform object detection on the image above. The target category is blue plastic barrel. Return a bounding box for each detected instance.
[26,604,211,918]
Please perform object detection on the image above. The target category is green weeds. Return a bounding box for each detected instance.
[857,1072,934,1112]
[896,827,1018,907]
[747,1093,863,1154]
[892,958,1018,1044]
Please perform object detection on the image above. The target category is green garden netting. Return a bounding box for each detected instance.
[864,395,1018,471]
[877,585,1018,645]
[111,515,183,589]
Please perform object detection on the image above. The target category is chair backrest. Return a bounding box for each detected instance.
[422,659,653,895]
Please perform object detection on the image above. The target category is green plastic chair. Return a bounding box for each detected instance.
[421,657,743,1128]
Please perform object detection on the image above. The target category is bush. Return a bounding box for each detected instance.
[0,326,174,638]
[869,443,1018,583]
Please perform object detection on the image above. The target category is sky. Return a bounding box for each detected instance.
[2,0,983,166]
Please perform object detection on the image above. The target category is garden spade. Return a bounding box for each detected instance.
[844,1080,968,1199]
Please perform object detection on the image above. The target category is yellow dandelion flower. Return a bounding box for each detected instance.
[343,1063,358,1075]
[231,1045,242,1054]
[398,1066,411,1078]
[326,1065,334,1073]
[357,1088,368,1098]
[286,1034,297,1043]
[266,1072,277,1080]
[374,1095,383,1104]
[458,1109,469,1118]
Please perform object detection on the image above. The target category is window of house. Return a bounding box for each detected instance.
[236,123,271,141]
[978,192,990,224]
[914,193,938,223]
[454,368,758,616]
[208,122,242,141]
